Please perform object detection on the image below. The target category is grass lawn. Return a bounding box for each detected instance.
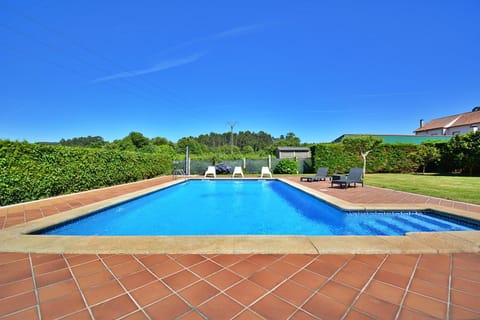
[365,173,480,205]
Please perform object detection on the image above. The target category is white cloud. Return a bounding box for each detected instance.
[164,24,263,53]
[213,24,262,39]
[92,52,205,83]
[91,24,261,83]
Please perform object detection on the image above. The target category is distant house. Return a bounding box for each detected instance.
[415,107,480,136]
[276,147,311,159]
[332,134,451,144]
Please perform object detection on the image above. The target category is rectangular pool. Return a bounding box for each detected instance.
[33,180,480,236]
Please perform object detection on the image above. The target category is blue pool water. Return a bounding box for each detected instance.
[35,180,479,236]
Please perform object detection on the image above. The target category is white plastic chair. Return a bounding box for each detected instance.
[204,166,216,178]
[232,166,244,178]
[260,166,272,178]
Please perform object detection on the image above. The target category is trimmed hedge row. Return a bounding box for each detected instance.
[311,143,418,173]
[0,140,173,206]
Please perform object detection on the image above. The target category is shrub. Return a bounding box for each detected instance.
[273,159,298,174]
[0,140,173,206]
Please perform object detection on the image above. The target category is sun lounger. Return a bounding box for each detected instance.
[300,167,329,182]
[204,166,216,178]
[260,166,272,178]
[232,166,244,178]
[331,168,363,189]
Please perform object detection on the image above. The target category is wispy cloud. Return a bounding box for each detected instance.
[92,24,261,83]
[213,24,263,39]
[164,24,263,53]
[92,52,205,83]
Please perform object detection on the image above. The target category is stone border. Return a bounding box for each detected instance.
[0,178,478,254]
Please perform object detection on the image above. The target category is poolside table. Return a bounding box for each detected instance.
[331,174,347,181]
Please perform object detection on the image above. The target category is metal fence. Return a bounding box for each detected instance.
[172,158,313,175]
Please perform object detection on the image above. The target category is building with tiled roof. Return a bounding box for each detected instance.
[414,107,480,136]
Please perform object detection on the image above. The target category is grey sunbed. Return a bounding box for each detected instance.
[331,168,364,188]
[300,167,329,182]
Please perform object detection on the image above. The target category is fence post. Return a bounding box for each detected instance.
[243,157,246,169]
[185,146,190,175]
[268,155,271,169]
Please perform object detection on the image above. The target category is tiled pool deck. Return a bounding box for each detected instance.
[0,176,479,319]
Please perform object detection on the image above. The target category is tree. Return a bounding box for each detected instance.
[242,145,254,154]
[410,144,441,174]
[128,132,150,149]
[342,136,383,175]
[269,132,302,154]
[447,131,480,175]
[59,136,105,148]
[110,132,152,152]
[151,136,172,146]
[176,137,206,154]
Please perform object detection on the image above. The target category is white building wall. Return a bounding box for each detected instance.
[445,124,478,135]
[419,124,478,136]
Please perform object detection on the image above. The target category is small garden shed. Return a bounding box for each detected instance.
[276,147,311,159]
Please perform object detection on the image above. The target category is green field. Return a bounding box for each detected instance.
[365,173,480,205]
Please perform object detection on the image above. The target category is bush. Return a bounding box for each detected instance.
[273,159,298,174]
[0,140,174,206]
[311,143,418,173]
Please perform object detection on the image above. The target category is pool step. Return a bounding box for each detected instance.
[394,216,438,233]
[411,214,468,231]
[358,215,437,235]
[359,221,391,235]
[375,219,411,235]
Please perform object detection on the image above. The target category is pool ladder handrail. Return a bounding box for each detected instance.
[172,168,186,180]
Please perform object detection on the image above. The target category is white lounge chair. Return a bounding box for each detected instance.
[232,166,244,178]
[204,166,216,178]
[260,166,272,178]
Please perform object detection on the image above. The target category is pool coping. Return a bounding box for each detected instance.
[0,177,478,254]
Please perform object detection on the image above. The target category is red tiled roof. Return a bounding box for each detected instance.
[415,110,480,132]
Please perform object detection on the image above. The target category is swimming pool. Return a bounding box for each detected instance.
[34,180,479,236]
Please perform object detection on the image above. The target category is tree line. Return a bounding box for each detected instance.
[57,130,480,175]
[58,131,307,158]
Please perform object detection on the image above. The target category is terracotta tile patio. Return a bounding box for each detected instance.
[0,176,479,319]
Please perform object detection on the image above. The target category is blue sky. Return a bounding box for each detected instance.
[1,1,479,144]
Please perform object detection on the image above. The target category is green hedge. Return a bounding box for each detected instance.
[0,140,173,206]
[311,143,418,173]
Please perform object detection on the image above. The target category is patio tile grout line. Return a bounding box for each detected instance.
[94,255,151,319]
[132,254,206,319]
[64,253,95,320]
[188,254,262,318]
[193,255,271,318]
[341,254,389,320]
[185,253,247,319]
[225,254,295,319]
[291,255,357,320]
[29,253,42,320]
[447,254,453,320]
[232,254,316,319]
[394,254,421,320]
[174,254,314,320]
[1,252,479,319]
